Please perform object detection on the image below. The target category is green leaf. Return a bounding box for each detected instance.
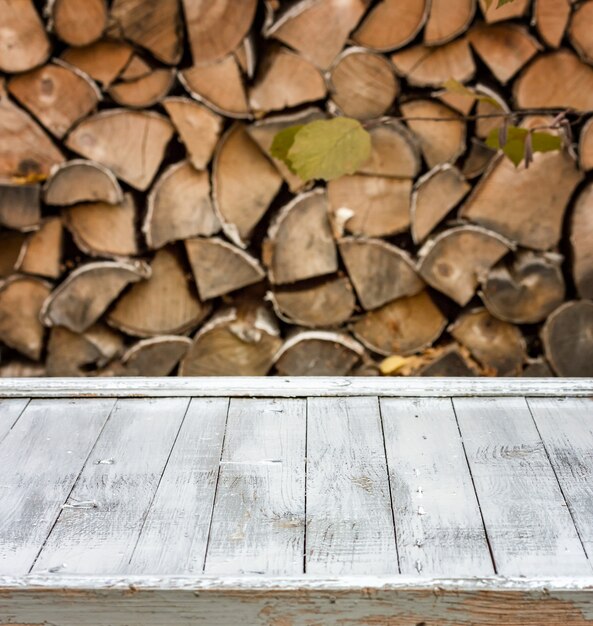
[486,126,528,167]
[441,78,503,109]
[483,0,516,9]
[270,124,304,172]
[283,117,372,182]
[531,131,563,153]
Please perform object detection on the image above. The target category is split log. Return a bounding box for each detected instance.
[41,260,150,333]
[112,336,192,377]
[570,182,593,299]
[0,359,46,377]
[264,189,338,284]
[390,38,475,87]
[352,290,446,356]
[185,237,265,300]
[359,120,420,178]
[0,276,51,360]
[64,193,138,258]
[65,109,174,190]
[534,0,571,49]
[0,80,64,179]
[60,40,133,87]
[17,217,63,279]
[568,1,593,65]
[108,68,174,108]
[44,159,123,206]
[0,183,41,231]
[0,0,50,73]
[179,305,282,376]
[542,300,593,377]
[424,0,476,46]
[268,276,355,327]
[0,232,26,277]
[460,151,583,250]
[417,344,479,376]
[274,330,364,375]
[522,359,554,377]
[480,251,565,324]
[327,175,412,237]
[418,225,512,306]
[329,48,398,120]
[110,0,182,65]
[234,36,256,79]
[435,87,476,116]
[514,50,593,111]
[449,307,526,376]
[474,89,510,140]
[339,237,423,310]
[145,161,220,250]
[462,139,496,179]
[213,123,282,247]
[50,0,108,47]
[579,118,593,172]
[163,98,223,170]
[182,0,257,65]
[468,24,540,84]
[107,247,210,337]
[264,0,368,69]
[119,55,151,81]
[411,165,471,244]
[400,100,466,168]
[479,0,529,22]
[250,47,326,114]
[352,0,429,52]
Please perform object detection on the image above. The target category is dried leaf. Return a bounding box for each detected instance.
[442,78,502,109]
[269,124,304,172]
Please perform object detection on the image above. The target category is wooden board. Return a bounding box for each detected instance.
[0,398,28,442]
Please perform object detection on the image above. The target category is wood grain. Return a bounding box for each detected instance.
[0,398,28,442]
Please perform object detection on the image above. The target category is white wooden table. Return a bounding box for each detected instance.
[2,377,593,625]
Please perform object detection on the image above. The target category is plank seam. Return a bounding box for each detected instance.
[0,398,30,445]
[303,398,308,574]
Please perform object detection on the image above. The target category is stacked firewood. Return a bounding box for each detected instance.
[1,0,592,377]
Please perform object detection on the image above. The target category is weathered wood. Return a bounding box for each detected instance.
[0,398,28,443]
[112,336,191,377]
[0,232,25,277]
[580,118,593,171]
[0,183,41,231]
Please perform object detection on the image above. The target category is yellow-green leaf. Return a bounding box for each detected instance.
[270,124,303,172]
[531,131,563,153]
[442,78,502,109]
[484,0,517,9]
[486,126,528,167]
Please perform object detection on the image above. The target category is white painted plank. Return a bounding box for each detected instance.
[306,396,398,575]
[0,398,115,575]
[454,397,591,576]
[0,398,28,442]
[529,397,593,561]
[33,398,189,575]
[204,398,306,575]
[129,398,228,574]
[381,397,493,576]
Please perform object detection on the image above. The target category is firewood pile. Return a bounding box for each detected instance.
[1,0,593,377]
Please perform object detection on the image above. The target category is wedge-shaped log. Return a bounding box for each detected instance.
[479,0,529,22]
[570,182,593,300]
[17,217,63,279]
[534,0,571,48]
[568,1,593,65]
[0,184,41,231]
[579,118,593,171]
[108,68,174,108]
[417,343,480,376]
[60,40,132,87]
[106,336,192,377]
[359,120,420,178]
[0,233,26,277]
[424,0,476,46]
[50,0,107,47]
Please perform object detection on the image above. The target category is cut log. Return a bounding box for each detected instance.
[400,100,466,168]
[44,159,123,206]
[579,118,593,171]
[119,55,151,81]
[0,359,45,377]
[425,0,476,46]
[8,61,100,139]
[185,237,265,300]
[460,151,583,250]
[110,0,182,64]
[274,330,364,375]
[265,189,338,284]
[64,192,138,258]
[542,300,593,377]
[352,290,447,356]
[328,48,398,119]
[522,359,555,377]
[468,24,540,84]
[0,80,64,179]
[179,305,282,376]
[250,47,326,114]
[352,0,429,51]
[339,237,423,310]
[411,165,471,244]
[65,109,174,190]
[479,0,530,23]
[417,344,479,376]
[234,36,256,79]
[265,0,368,69]
[163,97,223,170]
[114,336,192,376]
[17,217,63,279]
[534,0,571,49]
[514,50,593,111]
[182,0,257,65]
[145,161,219,250]
[213,123,282,247]
[462,139,496,179]
[108,68,174,108]
[449,307,526,376]
[0,232,26,277]
[480,251,565,324]
[391,38,475,87]
[474,88,510,140]
[50,0,107,47]
[568,1,593,65]
[107,247,210,337]
[327,175,412,237]
[570,182,593,299]
[359,120,420,178]
[60,40,133,87]
[0,276,51,361]
[0,183,41,231]
[179,56,250,118]
[435,87,476,116]
[418,225,512,306]
[0,0,50,73]
[41,260,150,333]
[268,276,355,327]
